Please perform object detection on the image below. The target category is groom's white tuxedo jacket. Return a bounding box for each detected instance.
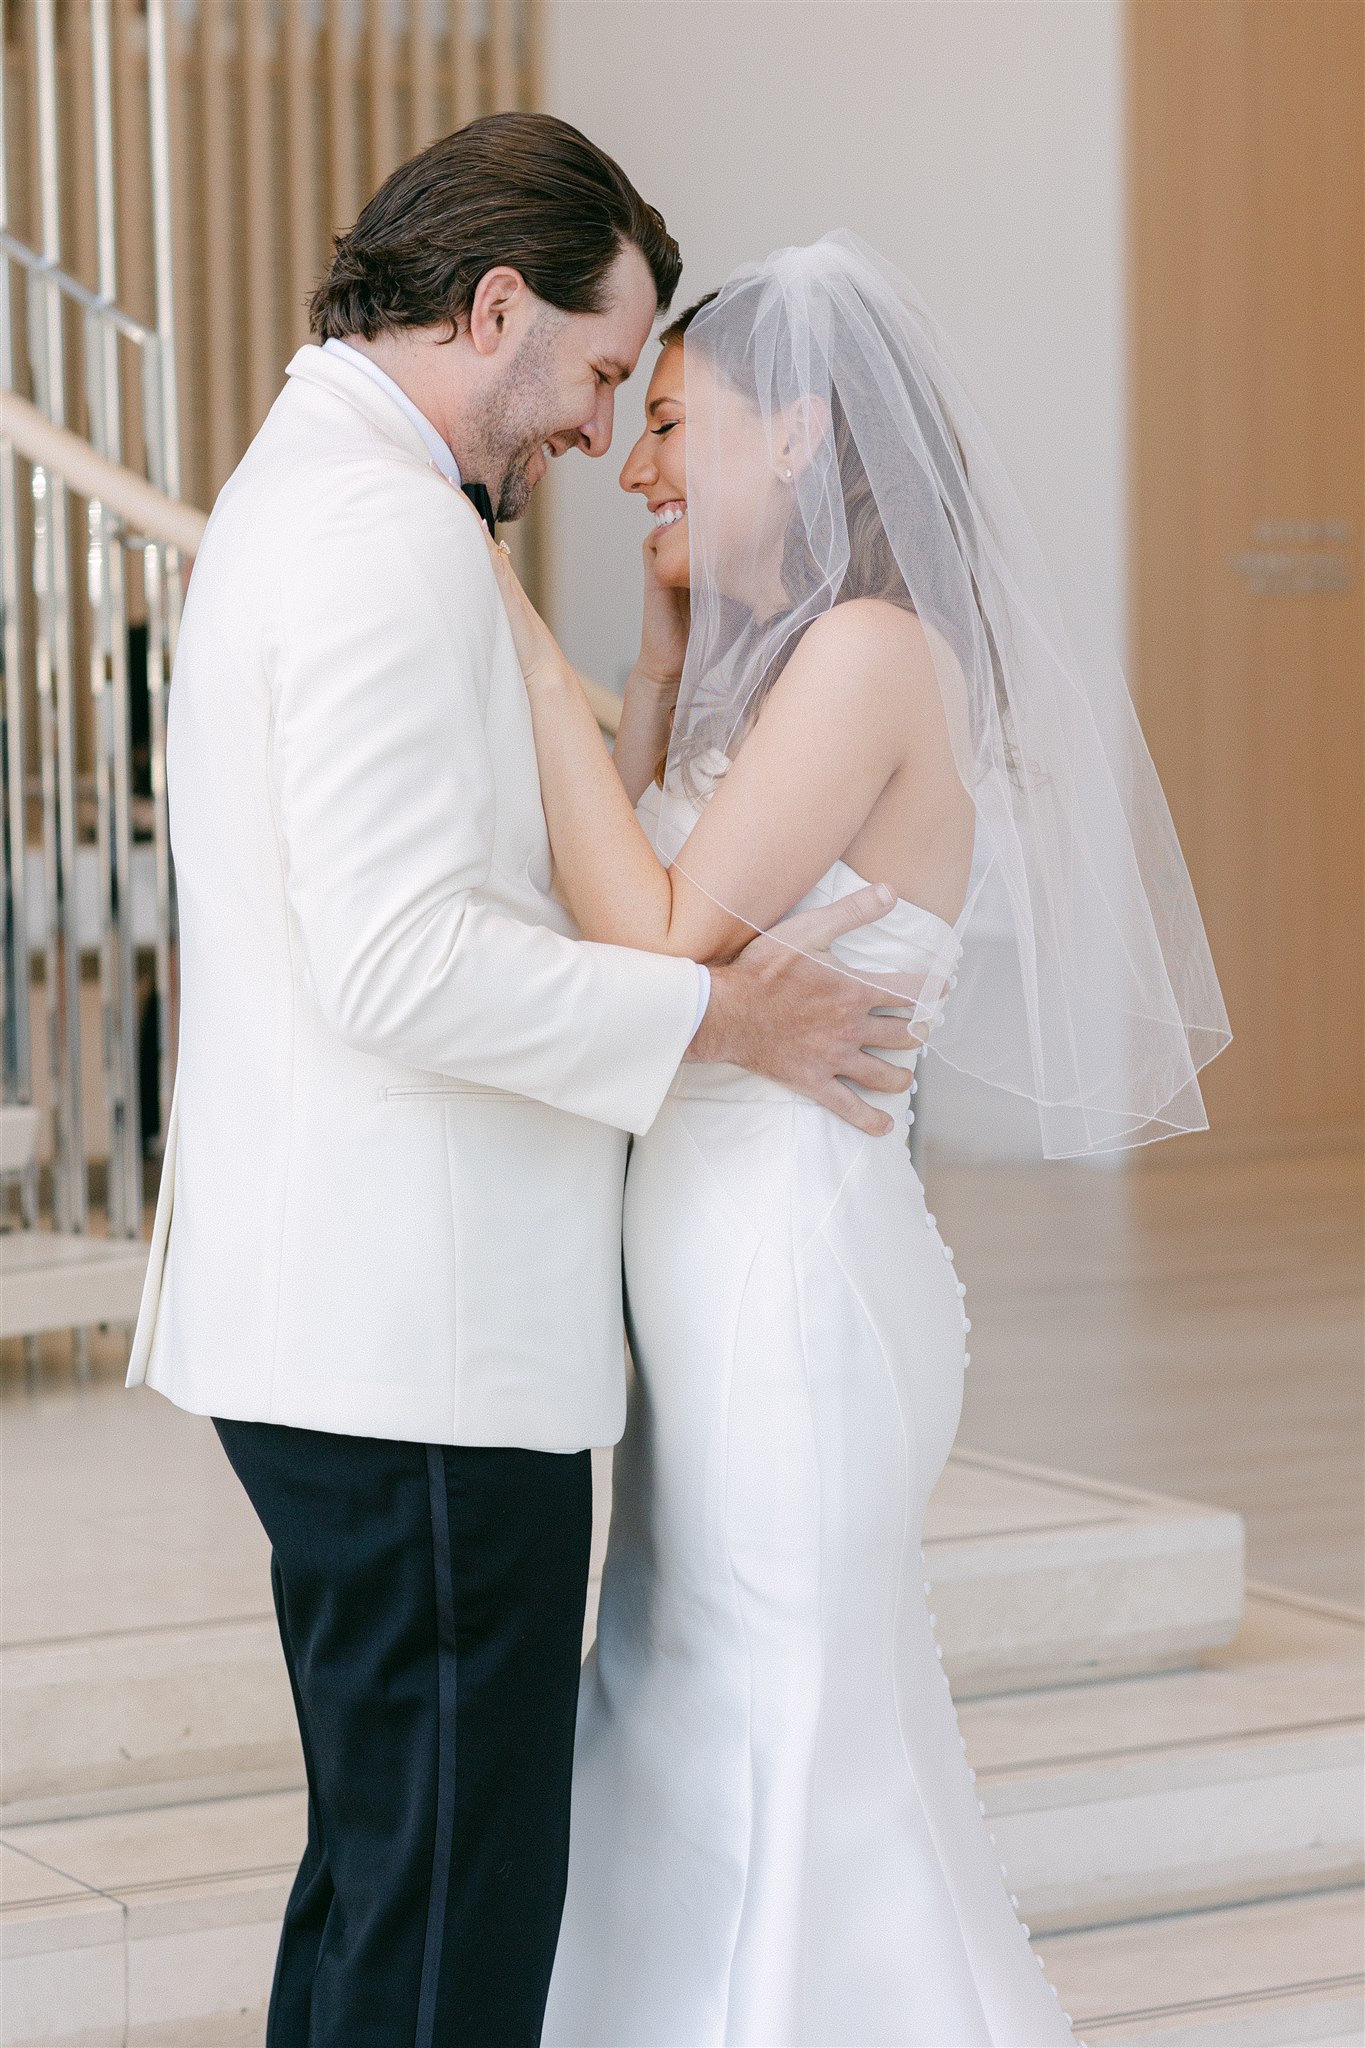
[127,343,701,1451]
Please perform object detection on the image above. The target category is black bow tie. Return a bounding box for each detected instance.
[461,481,496,537]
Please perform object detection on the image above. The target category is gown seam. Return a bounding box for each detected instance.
[796,1123,875,1256]
[819,1220,994,2044]
[720,1103,827,2048]
[783,1106,830,2047]
[717,1197,766,2046]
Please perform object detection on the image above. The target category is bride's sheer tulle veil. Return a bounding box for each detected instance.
[654,230,1230,1158]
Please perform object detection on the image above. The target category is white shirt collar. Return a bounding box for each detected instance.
[323,337,462,487]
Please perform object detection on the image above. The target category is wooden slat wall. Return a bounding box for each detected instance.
[325,0,359,246]
[1128,0,1364,1149]
[284,1,319,344]
[3,0,543,516]
[243,0,277,435]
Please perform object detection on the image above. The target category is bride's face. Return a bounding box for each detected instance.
[619,341,690,590]
[619,344,792,606]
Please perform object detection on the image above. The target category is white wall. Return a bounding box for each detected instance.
[543,0,1127,1159]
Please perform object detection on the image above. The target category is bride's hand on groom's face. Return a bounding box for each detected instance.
[484,534,570,689]
[635,531,690,696]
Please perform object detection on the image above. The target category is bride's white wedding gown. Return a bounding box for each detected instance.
[543,781,1079,2048]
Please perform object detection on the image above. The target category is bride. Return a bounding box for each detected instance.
[487,233,1227,2048]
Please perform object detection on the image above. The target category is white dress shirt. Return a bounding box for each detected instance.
[321,338,710,1033]
[323,337,464,485]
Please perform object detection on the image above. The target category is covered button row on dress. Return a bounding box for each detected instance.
[918,1415,1079,2041]
[923,1212,971,1365]
[910,952,962,1074]
[920,1182,1074,2034]
[903,947,962,1124]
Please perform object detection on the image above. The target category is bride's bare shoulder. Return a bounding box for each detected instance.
[786,598,941,701]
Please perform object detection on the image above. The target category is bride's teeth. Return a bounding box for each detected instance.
[653,504,686,527]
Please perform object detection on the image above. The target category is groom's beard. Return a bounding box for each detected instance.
[493,446,540,526]
[466,312,564,525]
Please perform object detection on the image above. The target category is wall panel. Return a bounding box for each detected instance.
[1128,0,1364,1145]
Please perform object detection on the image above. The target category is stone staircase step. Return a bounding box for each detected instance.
[4,1595,1355,1999]
[1041,1886,1364,2046]
[1,1390,286,1827]
[3,1796,1359,2047]
[923,1448,1245,1697]
[3,1393,1244,1823]
[0,1789,297,2048]
[963,1585,1364,1932]
[2,1617,303,1827]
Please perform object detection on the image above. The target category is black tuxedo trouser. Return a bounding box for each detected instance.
[213,1418,592,2048]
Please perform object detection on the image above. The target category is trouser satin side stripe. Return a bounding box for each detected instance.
[415,1445,459,2048]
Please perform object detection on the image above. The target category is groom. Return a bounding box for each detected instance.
[127,114,913,2045]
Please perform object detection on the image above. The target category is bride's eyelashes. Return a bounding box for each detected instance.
[650,421,679,438]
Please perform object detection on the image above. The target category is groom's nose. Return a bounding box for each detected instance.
[578,387,617,458]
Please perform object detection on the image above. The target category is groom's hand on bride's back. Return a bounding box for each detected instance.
[686,885,923,1137]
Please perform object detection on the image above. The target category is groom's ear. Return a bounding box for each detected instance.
[467,266,533,358]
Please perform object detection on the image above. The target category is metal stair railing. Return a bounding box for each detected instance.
[2,0,183,1372]
[2,2,620,1376]
[0,387,628,736]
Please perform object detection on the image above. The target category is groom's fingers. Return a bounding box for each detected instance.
[770,881,897,954]
[765,893,939,1013]
[860,1010,924,1051]
[815,1079,897,1137]
[841,1049,916,1094]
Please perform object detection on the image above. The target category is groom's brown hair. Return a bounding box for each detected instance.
[309,112,681,340]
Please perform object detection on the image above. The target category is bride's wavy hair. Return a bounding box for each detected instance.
[657,290,1020,788]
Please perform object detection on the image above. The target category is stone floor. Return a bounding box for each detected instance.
[9,1144,1358,1601]
[926,1144,1363,1605]
[1,1376,1359,2046]
[2,1141,1360,2044]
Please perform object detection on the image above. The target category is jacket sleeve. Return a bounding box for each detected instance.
[267,475,701,1135]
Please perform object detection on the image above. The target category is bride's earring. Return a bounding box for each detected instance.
[780,466,793,481]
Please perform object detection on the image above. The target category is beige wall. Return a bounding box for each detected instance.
[543,0,1127,1158]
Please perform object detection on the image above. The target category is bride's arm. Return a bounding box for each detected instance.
[489,545,920,964]
[610,667,675,806]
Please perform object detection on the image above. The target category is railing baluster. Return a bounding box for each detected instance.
[31,0,87,1240]
[90,0,142,1237]
[165,0,196,509]
[0,52,35,1209]
[68,4,99,296]
[112,0,149,476]
[147,0,184,1149]
[199,0,237,495]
